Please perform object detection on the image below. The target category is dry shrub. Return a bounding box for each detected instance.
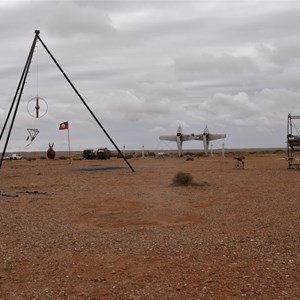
[26,157,36,161]
[58,156,68,160]
[172,171,193,186]
[171,171,209,187]
[186,156,194,161]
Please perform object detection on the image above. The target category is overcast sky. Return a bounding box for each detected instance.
[1,0,300,153]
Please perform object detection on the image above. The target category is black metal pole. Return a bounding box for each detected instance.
[0,31,39,169]
[0,33,38,142]
[37,35,135,172]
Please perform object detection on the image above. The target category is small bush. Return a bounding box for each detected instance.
[146,152,156,157]
[194,152,206,158]
[26,157,36,161]
[58,156,68,160]
[72,157,82,160]
[40,156,47,160]
[183,152,195,157]
[186,156,194,161]
[172,171,193,186]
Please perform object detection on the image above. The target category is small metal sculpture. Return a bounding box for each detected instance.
[25,128,39,147]
[234,156,245,169]
[47,143,56,159]
[27,96,48,118]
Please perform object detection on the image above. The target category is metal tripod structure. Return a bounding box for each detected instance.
[286,113,300,169]
[0,30,135,172]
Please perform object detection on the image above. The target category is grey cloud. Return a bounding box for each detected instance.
[174,53,258,75]
[2,0,300,151]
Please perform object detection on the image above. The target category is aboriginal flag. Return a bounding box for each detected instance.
[59,121,68,130]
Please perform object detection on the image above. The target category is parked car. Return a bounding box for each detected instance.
[82,149,96,160]
[3,154,23,160]
[97,148,111,160]
[9,154,23,160]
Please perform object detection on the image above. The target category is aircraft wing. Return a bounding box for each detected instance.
[208,134,226,141]
[193,134,204,141]
[181,134,198,141]
[159,135,177,141]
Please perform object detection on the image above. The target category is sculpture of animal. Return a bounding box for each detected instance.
[47,143,56,159]
[234,156,245,169]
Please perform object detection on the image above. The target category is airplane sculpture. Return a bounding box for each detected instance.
[159,125,226,156]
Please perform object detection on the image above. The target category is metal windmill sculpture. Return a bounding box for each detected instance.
[0,30,134,172]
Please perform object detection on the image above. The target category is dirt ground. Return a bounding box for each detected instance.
[0,154,300,299]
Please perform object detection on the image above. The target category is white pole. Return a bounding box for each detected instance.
[67,126,71,164]
[211,143,213,157]
[142,144,145,158]
[222,142,225,157]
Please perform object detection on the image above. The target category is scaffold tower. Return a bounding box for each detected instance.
[287,113,300,169]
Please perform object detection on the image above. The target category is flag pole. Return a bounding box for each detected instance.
[67,126,71,164]
[59,121,71,164]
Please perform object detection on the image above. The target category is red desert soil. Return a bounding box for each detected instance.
[0,155,299,299]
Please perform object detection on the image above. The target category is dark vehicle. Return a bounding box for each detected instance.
[97,148,111,160]
[83,149,96,160]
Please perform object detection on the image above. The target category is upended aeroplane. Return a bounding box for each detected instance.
[159,125,226,156]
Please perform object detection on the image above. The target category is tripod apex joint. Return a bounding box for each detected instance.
[35,30,40,35]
